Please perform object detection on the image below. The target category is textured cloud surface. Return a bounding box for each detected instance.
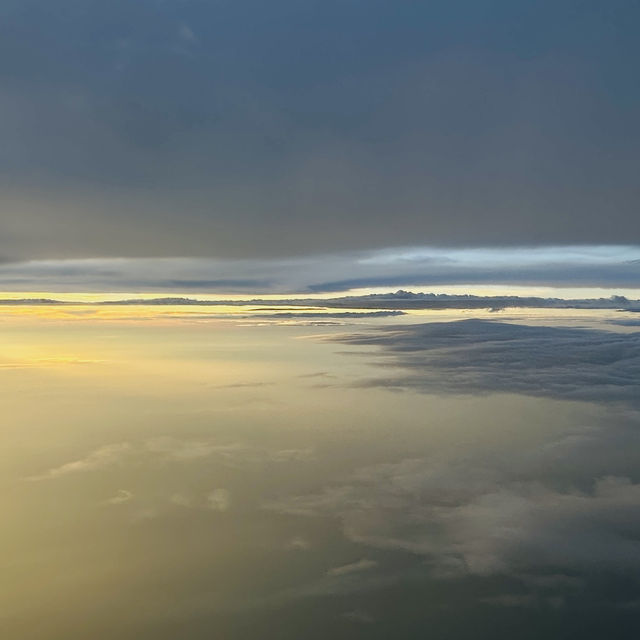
[335,320,640,407]
[267,320,640,587]
[6,311,640,637]
[268,460,640,578]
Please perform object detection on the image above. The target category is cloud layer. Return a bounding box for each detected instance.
[268,459,640,578]
[334,319,640,407]
[1,1,639,260]
[1,246,639,293]
[266,319,640,588]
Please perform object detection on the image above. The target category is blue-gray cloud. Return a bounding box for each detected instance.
[0,246,639,293]
[1,1,639,260]
[333,319,640,407]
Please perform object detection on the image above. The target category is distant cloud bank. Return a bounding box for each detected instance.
[0,246,639,294]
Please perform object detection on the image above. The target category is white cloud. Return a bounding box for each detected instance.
[327,558,378,577]
[207,488,231,512]
[104,489,134,505]
[144,437,245,461]
[286,536,311,550]
[25,443,132,481]
[26,437,311,483]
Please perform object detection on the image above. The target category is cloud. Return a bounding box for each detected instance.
[207,488,231,512]
[327,558,378,577]
[516,573,584,590]
[144,436,313,467]
[285,536,311,550]
[25,443,132,481]
[611,318,640,327]
[1,2,639,261]
[297,372,336,379]
[0,357,104,369]
[479,594,564,608]
[208,382,274,389]
[267,461,640,579]
[341,609,375,623]
[257,311,406,318]
[169,493,194,508]
[26,437,313,481]
[104,489,134,505]
[177,23,197,44]
[144,488,231,515]
[334,319,640,408]
[144,437,246,461]
[166,564,407,618]
[266,321,640,583]
[1,247,640,293]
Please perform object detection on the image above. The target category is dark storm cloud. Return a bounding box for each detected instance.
[1,0,639,260]
[334,320,640,407]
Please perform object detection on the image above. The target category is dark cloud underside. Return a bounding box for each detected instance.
[1,0,639,260]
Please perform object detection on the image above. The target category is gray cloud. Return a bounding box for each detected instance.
[341,609,375,624]
[1,1,639,260]
[307,262,640,293]
[479,594,561,608]
[333,320,640,407]
[264,319,640,587]
[1,246,639,293]
[266,453,640,580]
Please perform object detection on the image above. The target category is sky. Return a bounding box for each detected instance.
[3,4,640,639]
[1,245,640,295]
[1,0,639,293]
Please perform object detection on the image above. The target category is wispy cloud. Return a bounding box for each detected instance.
[25,443,132,481]
[342,609,375,623]
[26,438,313,481]
[327,558,378,577]
[104,489,134,505]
